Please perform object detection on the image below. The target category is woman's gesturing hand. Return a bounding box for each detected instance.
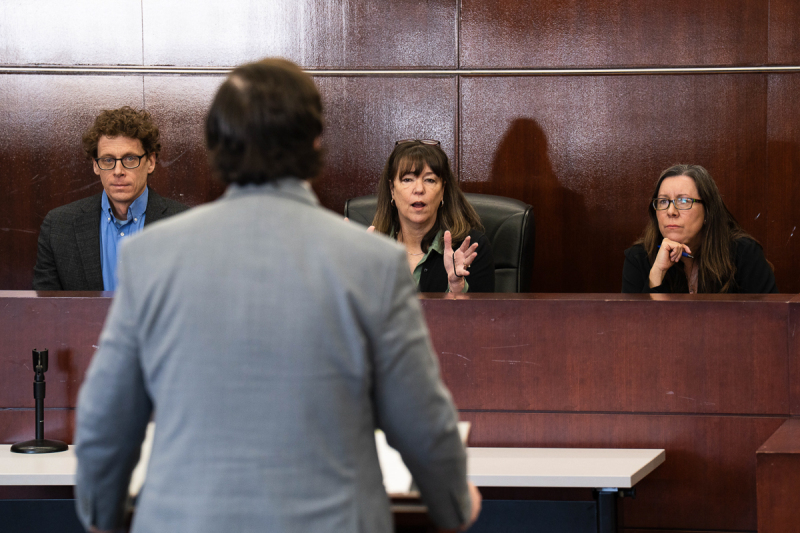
[344,217,375,233]
[444,230,479,293]
[649,238,693,288]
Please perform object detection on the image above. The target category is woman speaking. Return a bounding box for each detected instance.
[372,140,494,293]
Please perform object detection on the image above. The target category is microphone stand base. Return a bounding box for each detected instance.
[10,439,69,454]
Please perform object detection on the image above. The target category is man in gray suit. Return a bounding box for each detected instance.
[33,107,187,291]
[75,59,480,533]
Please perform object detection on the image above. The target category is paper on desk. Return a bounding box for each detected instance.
[376,421,471,496]
[129,421,154,497]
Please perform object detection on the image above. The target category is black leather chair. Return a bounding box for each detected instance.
[344,193,535,292]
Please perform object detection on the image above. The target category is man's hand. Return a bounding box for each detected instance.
[461,482,482,530]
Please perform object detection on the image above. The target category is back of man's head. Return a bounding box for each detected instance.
[205,58,324,185]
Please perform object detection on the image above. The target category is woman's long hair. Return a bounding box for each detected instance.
[372,141,482,252]
[636,164,756,293]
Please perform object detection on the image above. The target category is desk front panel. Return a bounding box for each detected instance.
[423,295,791,415]
[0,292,796,533]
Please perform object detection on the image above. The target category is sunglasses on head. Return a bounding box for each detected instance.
[395,139,441,146]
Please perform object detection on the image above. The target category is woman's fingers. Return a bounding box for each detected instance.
[345,217,376,234]
[444,232,481,280]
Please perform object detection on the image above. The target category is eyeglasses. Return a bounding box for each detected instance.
[94,153,148,170]
[395,139,441,146]
[652,198,703,211]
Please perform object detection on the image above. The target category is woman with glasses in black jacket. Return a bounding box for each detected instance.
[622,164,777,293]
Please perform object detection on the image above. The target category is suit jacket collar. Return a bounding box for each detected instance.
[143,187,170,225]
[222,178,319,208]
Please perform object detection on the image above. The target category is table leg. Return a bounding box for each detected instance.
[596,488,618,533]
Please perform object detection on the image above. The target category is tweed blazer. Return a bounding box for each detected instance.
[33,188,189,290]
[74,179,470,533]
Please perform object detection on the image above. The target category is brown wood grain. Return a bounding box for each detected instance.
[766,74,800,299]
[422,295,790,414]
[459,74,773,293]
[0,292,111,409]
[758,418,800,454]
[791,296,800,415]
[141,0,457,68]
[314,76,458,214]
[0,292,795,532]
[768,0,800,64]
[462,411,782,531]
[143,75,227,208]
[0,0,143,65]
[461,0,769,68]
[0,409,74,445]
[757,419,800,533]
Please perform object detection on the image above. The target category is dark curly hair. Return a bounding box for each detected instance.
[82,106,161,160]
[205,58,324,184]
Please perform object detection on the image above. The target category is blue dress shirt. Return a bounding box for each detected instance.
[100,188,148,291]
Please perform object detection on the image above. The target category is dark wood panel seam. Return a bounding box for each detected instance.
[459,409,791,418]
[139,0,145,67]
[455,0,460,70]
[5,66,800,76]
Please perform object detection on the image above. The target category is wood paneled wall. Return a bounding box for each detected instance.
[2,1,799,292]
[757,419,800,532]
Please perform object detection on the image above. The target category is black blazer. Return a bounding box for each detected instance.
[33,188,189,290]
[621,238,778,294]
[418,230,495,293]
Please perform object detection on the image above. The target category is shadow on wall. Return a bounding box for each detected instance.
[487,118,588,292]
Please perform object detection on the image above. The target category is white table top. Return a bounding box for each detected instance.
[0,445,76,485]
[467,447,665,488]
[0,445,665,490]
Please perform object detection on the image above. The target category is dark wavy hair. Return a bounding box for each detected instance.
[82,106,161,160]
[636,164,760,293]
[372,141,482,252]
[205,58,324,184]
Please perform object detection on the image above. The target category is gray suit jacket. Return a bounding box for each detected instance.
[32,188,189,290]
[75,179,470,533]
